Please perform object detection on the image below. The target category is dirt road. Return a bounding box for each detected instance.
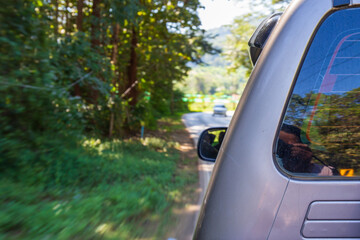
[168,112,232,240]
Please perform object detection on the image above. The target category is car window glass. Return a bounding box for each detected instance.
[276,8,360,177]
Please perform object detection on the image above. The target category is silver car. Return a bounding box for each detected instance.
[195,0,360,239]
[212,104,227,117]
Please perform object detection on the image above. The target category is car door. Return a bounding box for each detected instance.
[194,0,360,239]
[269,4,360,239]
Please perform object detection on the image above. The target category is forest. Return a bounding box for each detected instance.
[0,0,289,239]
[0,0,217,238]
[1,0,219,137]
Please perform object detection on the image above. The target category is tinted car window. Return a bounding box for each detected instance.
[215,105,225,108]
[276,8,360,177]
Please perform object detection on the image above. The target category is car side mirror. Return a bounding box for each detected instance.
[248,13,282,66]
[197,127,227,162]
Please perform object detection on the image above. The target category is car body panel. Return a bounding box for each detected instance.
[194,0,360,239]
[269,181,360,239]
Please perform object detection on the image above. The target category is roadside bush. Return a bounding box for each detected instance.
[0,138,191,239]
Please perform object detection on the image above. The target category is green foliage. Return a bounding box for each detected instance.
[182,66,247,96]
[1,0,215,139]
[272,0,291,5]
[142,137,179,151]
[188,101,237,112]
[181,24,251,98]
[1,0,206,238]
[225,14,258,78]
[0,137,196,239]
[220,0,290,83]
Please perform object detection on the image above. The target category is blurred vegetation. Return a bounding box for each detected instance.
[181,0,290,98]
[1,0,217,139]
[182,65,247,96]
[188,101,237,112]
[180,26,247,97]
[0,0,211,238]
[0,114,198,239]
[225,14,257,78]
[184,94,239,112]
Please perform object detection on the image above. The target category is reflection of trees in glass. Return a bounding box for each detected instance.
[283,88,360,175]
[284,93,312,127]
[313,88,360,173]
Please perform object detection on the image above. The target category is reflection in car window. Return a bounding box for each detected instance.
[276,8,360,177]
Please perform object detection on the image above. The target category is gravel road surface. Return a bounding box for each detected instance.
[172,112,233,240]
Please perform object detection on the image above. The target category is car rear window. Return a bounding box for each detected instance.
[276,8,360,177]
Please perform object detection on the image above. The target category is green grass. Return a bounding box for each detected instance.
[0,116,197,239]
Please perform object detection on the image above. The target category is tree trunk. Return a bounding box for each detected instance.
[91,0,101,48]
[109,23,120,138]
[65,0,69,36]
[170,81,174,115]
[74,0,84,97]
[126,26,138,106]
[111,23,120,68]
[109,112,115,138]
[54,0,58,37]
[89,0,101,103]
[76,0,84,32]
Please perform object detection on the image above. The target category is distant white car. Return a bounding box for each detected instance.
[212,104,227,117]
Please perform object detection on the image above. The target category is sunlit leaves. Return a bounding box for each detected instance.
[225,0,290,77]
[1,0,215,137]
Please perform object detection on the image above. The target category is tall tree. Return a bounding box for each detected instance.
[126,26,139,106]
[109,23,121,137]
[76,0,84,32]
[225,14,256,78]
[226,0,291,76]
[91,0,101,48]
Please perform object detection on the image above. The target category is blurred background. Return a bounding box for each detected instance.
[0,0,288,239]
